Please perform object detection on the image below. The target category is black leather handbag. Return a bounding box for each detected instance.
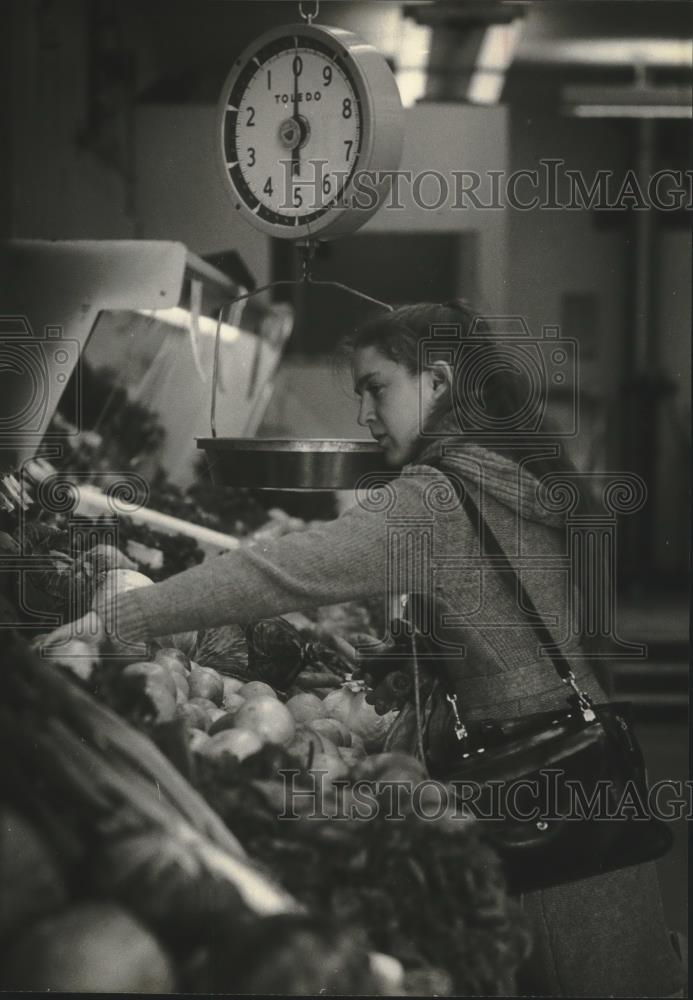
[374,472,674,895]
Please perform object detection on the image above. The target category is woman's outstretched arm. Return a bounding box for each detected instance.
[104,466,471,646]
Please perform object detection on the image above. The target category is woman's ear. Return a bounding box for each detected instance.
[429,361,453,397]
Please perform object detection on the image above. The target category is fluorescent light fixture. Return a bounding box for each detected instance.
[468,20,523,104]
[467,69,506,105]
[571,104,691,118]
[520,38,693,68]
[395,16,432,107]
[138,306,240,342]
[563,83,692,119]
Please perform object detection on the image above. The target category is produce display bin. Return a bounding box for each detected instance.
[0,239,291,479]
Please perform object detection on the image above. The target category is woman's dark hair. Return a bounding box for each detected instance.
[343,300,584,493]
[344,301,471,378]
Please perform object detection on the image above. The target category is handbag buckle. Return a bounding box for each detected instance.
[445,692,469,741]
[563,670,596,722]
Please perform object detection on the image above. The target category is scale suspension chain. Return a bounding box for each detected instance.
[298,0,319,24]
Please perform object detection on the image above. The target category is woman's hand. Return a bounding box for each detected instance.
[34,611,105,653]
[364,668,414,716]
[34,609,149,664]
[352,633,415,716]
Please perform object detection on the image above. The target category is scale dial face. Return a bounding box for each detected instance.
[218,23,403,240]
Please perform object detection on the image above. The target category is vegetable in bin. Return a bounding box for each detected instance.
[245,616,304,689]
[23,606,535,995]
[0,634,301,974]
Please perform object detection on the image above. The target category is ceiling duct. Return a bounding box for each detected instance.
[402,1,528,104]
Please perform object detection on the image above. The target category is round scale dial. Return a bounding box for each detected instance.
[218,23,403,240]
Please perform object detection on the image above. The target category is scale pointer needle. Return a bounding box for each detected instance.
[291,50,301,178]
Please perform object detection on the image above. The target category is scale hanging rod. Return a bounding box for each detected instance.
[209,274,391,437]
[207,273,393,314]
[298,240,317,282]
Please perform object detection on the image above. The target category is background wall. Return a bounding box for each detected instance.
[7,0,134,238]
[134,104,270,286]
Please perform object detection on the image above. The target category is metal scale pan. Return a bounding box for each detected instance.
[197,438,391,491]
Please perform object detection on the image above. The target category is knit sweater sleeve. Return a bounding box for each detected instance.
[108,465,472,644]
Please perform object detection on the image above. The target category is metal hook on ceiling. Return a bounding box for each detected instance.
[298,1,319,25]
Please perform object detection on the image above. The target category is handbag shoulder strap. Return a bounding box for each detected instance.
[432,460,576,686]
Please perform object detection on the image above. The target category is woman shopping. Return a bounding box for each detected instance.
[44,301,684,998]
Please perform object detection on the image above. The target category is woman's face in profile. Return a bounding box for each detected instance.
[352,345,442,467]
